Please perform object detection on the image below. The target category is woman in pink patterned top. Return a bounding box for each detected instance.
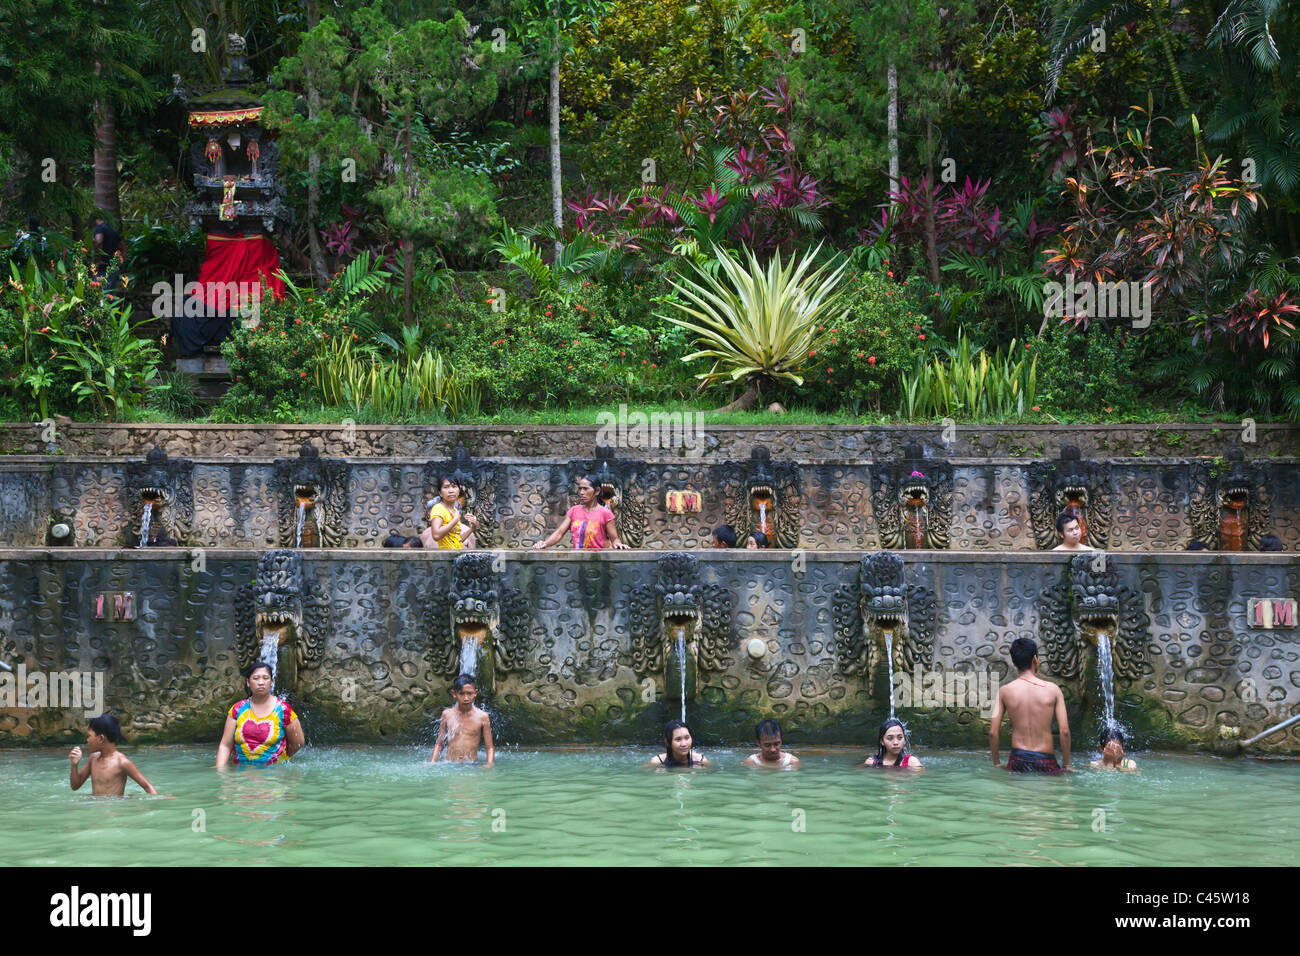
[215,662,306,767]
[533,475,630,551]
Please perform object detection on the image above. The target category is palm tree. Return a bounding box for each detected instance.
[1044,0,1201,155]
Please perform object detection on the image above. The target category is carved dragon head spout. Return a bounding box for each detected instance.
[425,553,529,694]
[274,441,348,548]
[629,552,734,703]
[1069,553,1119,640]
[832,552,936,698]
[724,447,801,549]
[235,550,326,694]
[1189,448,1270,551]
[448,553,500,688]
[1028,445,1112,550]
[136,446,175,507]
[862,551,907,632]
[871,445,952,550]
[1038,553,1150,694]
[593,446,621,508]
[124,445,194,546]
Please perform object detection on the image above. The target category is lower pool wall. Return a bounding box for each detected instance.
[0,551,1296,754]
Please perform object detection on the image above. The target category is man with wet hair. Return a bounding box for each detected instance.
[1052,512,1093,551]
[989,637,1070,773]
[712,525,737,549]
[744,717,800,769]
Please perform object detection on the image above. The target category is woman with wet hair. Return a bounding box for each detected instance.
[745,530,769,550]
[534,474,629,551]
[863,717,923,769]
[649,719,710,767]
[216,662,305,767]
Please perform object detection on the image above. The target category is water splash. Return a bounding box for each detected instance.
[259,630,279,690]
[676,628,686,724]
[757,503,768,536]
[138,502,153,548]
[459,635,480,678]
[295,502,306,548]
[1097,631,1117,733]
[883,630,896,718]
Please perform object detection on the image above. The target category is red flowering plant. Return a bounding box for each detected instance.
[794,268,935,414]
[0,249,151,420]
[219,255,388,417]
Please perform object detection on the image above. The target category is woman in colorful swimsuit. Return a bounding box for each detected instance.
[862,717,924,769]
[215,662,305,767]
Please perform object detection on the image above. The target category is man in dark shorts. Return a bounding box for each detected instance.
[989,637,1070,773]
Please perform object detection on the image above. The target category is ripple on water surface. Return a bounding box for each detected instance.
[2,747,1296,866]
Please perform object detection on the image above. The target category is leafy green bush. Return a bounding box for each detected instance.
[0,252,158,420]
[899,328,1038,420]
[217,259,385,417]
[793,268,936,413]
[1033,321,1141,415]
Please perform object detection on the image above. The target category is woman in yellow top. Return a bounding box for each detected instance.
[424,475,478,549]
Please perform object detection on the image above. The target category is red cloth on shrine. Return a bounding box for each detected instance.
[196,233,286,307]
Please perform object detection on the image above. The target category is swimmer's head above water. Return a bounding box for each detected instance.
[755,717,783,762]
[872,717,908,765]
[662,719,694,766]
[244,662,273,698]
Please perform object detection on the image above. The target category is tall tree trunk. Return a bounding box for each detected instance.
[305,0,328,288]
[714,379,762,413]
[92,62,119,221]
[887,58,899,206]
[549,25,563,260]
[403,115,415,326]
[923,115,941,289]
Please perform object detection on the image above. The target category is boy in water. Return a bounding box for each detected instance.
[430,674,495,766]
[743,717,801,769]
[1090,727,1138,770]
[69,714,159,795]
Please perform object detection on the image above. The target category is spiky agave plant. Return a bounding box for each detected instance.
[660,243,850,411]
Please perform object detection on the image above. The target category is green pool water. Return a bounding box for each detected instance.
[3,746,1295,866]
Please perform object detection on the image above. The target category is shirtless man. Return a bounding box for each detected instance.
[69,714,159,795]
[1052,512,1093,551]
[430,674,494,766]
[744,718,801,769]
[989,637,1070,773]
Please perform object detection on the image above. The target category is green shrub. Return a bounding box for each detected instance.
[218,286,363,418]
[793,268,936,413]
[1033,320,1140,415]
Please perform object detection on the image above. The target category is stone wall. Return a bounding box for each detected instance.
[2,421,1296,459]
[4,455,1295,551]
[2,550,1297,754]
